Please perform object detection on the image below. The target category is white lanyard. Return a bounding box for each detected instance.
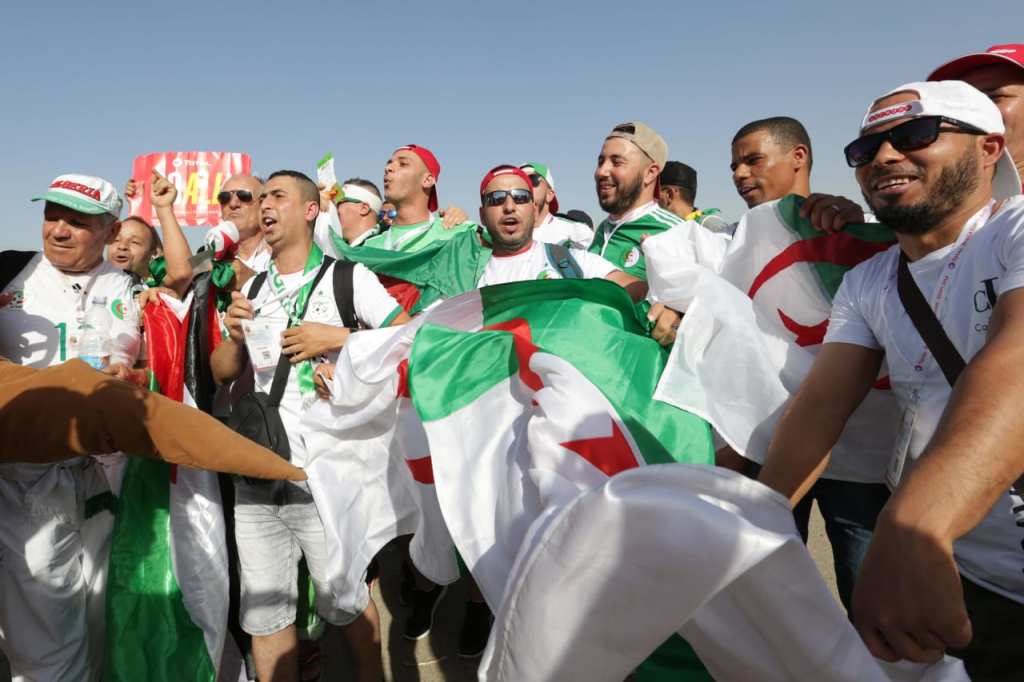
[907,202,995,376]
[599,201,656,258]
[383,220,433,250]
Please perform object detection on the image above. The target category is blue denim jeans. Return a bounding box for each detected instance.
[792,478,890,610]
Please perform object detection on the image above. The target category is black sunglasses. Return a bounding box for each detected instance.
[528,173,543,188]
[216,189,255,205]
[482,188,533,207]
[844,116,986,168]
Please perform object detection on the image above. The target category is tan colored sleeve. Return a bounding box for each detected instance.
[0,358,305,481]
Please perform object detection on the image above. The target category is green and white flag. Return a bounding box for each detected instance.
[405,279,714,606]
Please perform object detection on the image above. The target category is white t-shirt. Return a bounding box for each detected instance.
[532,214,594,250]
[242,259,402,467]
[477,241,618,288]
[238,241,272,273]
[826,196,1024,603]
[0,253,140,477]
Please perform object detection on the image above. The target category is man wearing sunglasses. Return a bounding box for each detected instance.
[519,161,594,249]
[759,80,1024,680]
[217,174,271,275]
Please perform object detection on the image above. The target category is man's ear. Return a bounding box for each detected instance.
[304,200,320,223]
[422,173,437,191]
[791,144,810,171]
[643,163,660,189]
[980,133,1006,174]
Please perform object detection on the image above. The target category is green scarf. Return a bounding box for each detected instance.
[266,244,325,396]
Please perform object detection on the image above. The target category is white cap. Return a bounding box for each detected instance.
[32,173,123,217]
[860,81,1021,200]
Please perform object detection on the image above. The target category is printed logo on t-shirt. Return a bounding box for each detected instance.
[623,247,640,268]
[111,298,127,320]
[0,290,24,310]
[973,277,999,314]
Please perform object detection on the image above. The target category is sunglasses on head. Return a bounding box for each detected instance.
[482,188,533,207]
[216,189,255,205]
[844,116,986,168]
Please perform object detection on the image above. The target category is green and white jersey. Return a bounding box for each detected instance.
[590,202,687,280]
[362,216,475,253]
[533,214,594,250]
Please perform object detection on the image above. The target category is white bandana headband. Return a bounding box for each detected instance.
[338,183,383,213]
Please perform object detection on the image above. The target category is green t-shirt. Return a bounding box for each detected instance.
[362,216,475,252]
[589,204,686,280]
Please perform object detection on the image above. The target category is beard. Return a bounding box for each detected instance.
[866,149,979,236]
[598,172,644,215]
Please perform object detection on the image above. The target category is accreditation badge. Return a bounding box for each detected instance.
[886,396,918,490]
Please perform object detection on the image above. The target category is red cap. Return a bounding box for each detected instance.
[395,144,441,211]
[928,44,1024,81]
[479,165,533,199]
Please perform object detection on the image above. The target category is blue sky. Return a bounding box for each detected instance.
[1,1,1020,250]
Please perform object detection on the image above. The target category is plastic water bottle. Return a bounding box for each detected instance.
[79,296,111,369]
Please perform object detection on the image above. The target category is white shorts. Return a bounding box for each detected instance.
[234,480,365,635]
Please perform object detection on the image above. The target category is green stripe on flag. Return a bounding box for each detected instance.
[104,368,214,681]
[104,458,215,682]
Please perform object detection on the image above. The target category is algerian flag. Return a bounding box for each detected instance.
[647,195,900,480]
[405,279,714,603]
[324,225,491,313]
[104,294,228,682]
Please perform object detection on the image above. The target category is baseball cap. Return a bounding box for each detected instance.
[395,144,441,212]
[479,165,533,198]
[32,174,123,218]
[860,80,1021,200]
[928,44,1024,81]
[606,121,669,196]
[520,161,558,213]
[660,161,698,192]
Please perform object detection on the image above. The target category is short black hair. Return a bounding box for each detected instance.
[267,170,320,205]
[342,177,382,199]
[732,116,813,170]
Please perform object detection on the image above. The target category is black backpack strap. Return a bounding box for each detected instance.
[896,252,966,387]
[246,271,269,301]
[544,243,584,279]
[0,250,37,293]
[266,257,335,407]
[332,260,358,329]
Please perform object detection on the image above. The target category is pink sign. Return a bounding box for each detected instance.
[129,151,252,226]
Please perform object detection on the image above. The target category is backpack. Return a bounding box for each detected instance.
[228,258,357,498]
[0,250,37,294]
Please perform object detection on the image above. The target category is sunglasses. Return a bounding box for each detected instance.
[844,116,986,168]
[482,188,533,207]
[528,173,543,188]
[377,208,398,220]
[216,189,255,205]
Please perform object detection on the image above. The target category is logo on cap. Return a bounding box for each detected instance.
[50,179,101,201]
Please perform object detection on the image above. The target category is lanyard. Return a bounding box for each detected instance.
[382,220,433,250]
[907,202,994,375]
[599,201,656,258]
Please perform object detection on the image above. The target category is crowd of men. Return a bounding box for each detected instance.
[1,42,1023,682]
